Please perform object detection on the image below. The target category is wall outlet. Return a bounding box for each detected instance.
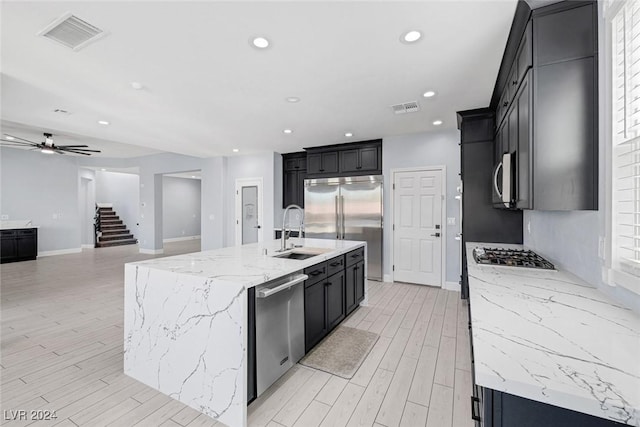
[598,236,605,260]
[527,220,531,234]
[447,217,456,226]
[0,214,8,220]
[209,214,215,221]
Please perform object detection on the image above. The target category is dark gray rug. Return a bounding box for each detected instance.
[300,326,379,379]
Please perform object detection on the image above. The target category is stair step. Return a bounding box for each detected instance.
[99,233,134,242]
[96,238,137,248]
[100,219,123,225]
[100,224,126,230]
[101,229,130,236]
[101,212,117,217]
[98,208,113,213]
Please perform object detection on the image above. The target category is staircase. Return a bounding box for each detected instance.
[95,206,137,248]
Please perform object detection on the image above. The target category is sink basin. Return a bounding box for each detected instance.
[271,247,332,260]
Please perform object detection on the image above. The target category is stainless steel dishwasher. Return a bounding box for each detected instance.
[255,272,307,396]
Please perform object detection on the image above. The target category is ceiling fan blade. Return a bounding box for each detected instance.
[56,145,89,148]
[61,148,101,153]
[0,140,38,147]
[62,150,91,155]
[3,134,39,145]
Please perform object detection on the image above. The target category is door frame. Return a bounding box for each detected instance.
[235,177,264,246]
[389,165,447,287]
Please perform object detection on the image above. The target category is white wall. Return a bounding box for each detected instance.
[383,129,461,284]
[95,171,140,239]
[78,168,96,246]
[224,152,276,246]
[162,176,201,240]
[0,147,81,254]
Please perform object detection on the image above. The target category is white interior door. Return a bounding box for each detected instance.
[235,178,263,245]
[393,169,443,286]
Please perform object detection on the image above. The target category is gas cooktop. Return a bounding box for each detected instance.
[473,247,555,270]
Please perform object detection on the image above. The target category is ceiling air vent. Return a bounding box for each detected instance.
[391,101,420,115]
[37,12,107,51]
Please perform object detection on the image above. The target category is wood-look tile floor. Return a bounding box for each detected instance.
[1,241,473,427]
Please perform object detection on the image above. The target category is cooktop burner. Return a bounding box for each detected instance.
[473,247,555,270]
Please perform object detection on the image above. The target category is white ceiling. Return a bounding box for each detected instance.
[1,1,517,158]
[164,171,202,180]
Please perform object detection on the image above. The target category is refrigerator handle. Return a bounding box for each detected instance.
[335,195,340,239]
[341,196,345,240]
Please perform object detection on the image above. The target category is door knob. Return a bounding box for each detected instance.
[430,232,441,237]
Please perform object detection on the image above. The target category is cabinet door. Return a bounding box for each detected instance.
[345,263,357,315]
[534,57,596,210]
[516,21,533,84]
[321,152,339,174]
[516,71,533,209]
[305,280,327,352]
[339,149,360,173]
[297,170,306,208]
[284,157,299,171]
[326,271,345,331]
[0,231,17,263]
[534,4,595,66]
[283,170,298,208]
[359,147,378,171]
[355,261,365,303]
[16,230,37,260]
[493,122,507,207]
[307,153,323,175]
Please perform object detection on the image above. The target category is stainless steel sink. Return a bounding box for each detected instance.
[271,247,332,260]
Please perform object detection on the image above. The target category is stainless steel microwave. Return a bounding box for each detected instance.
[492,152,515,208]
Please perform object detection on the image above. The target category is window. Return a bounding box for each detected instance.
[610,0,640,280]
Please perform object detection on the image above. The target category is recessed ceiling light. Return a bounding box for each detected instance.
[101,168,106,171]
[345,132,353,137]
[283,129,293,134]
[286,97,300,103]
[423,90,436,98]
[232,148,239,153]
[401,30,422,44]
[5,136,14,140]
[41,149,54,154]
[191,175,196,178]
[433,120,443,126]
[251,36,270,49]
[98,120,110,125]
[130,82,143,90]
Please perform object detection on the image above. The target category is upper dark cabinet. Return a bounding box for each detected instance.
[307,151,339,175]
[282,152,306,208]
[534,3,595,66]
[305,139,382,178]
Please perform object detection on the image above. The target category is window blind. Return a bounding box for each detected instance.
[613,0,640,277]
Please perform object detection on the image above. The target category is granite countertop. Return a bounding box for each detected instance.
[466,242,640,426]
[128,237,365,288]
[0,220,39,230]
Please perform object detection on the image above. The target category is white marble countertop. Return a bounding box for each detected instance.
[128,238,365,288]
[466,242,640,426]
[0,220,39,230]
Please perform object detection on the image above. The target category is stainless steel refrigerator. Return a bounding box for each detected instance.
[304,175,383,281]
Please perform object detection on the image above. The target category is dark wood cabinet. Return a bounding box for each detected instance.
[516,72,533,209]
[345,259,365,315]
[304,279,328,352]
[326,271,345,331]
[282,152,306,208]
[1,228,37,264]
[307,151,338,175]
[305,140,382,178]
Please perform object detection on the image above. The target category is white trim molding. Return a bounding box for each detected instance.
[443,281,461,292]
[139,248,164,255]
[235,177,264,246]
[81,244,95,249]
[163,235,201,243]
[38,248,82,257]
[388,165,447,288]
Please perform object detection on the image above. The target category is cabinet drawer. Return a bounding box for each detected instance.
[17,229,36,236]
[1,230,17,238]
[304,262,327,285]
[326,255,345,277]
[346,247,364,267]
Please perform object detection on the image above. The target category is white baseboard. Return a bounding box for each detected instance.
[140,248,164,255]
[38,248,82,257]
[443,281,461,292]
[163,235,201,243]
[96,203,113,208]
[383,274,393,283]
[81,244,95,249]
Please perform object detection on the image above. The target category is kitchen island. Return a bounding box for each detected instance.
[123,238,366,427]
[466,243,640,426]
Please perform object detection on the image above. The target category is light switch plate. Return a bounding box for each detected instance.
[447,217,456,225]
[0,214,8,220]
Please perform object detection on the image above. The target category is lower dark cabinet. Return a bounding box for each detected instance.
[345,260,365,315]
[304,279,327,352]
[326,271,345,331]
[1,228,37,264]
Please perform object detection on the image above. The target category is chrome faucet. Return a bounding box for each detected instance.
[280,204,304,252]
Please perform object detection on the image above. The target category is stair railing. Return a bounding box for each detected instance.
[94,204,101,248]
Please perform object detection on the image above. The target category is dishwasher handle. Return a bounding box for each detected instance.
[256,274,308,298]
